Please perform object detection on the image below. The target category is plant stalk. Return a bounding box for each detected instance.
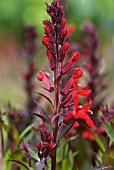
[51,25,60,170]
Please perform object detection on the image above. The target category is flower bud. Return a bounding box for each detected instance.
[73,68,83,79]
[37,142,42,150]
[44,26,50,35]
[61,28,67,37]
[71,51,80,62]
[62,42,69,53]
[43,20,50,25]
[60,18,66,27]
[37,71,45,81]
[42,35,50,46]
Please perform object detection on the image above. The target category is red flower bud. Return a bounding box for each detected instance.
[46,49,55,70]
[44,26,50,34]
[60,18,66,27]
[37,71,45,81]
[39,122,45,128]
[62,42,69,53]
[43,142,49,148]
[43,20,50,25]
[73,68,83,79]
[48,143,55,150]
[37,142,42,150]
[61,28,67,37]
[42,35,50,46]
[71,51,80,62]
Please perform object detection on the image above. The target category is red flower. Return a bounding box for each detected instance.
[37,71,53,90]
[62,68,83,94]
[62,51,80,74]
[72,96,95,129]
[62,81,91,107]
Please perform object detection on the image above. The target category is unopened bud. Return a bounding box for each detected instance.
[71,51,80,62]
[73,68,83,79]
[37,71,45,81]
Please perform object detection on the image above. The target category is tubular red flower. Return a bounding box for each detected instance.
[62,68,83,94]
[62,81,91,107]
[46,48,55,70]
[72,96,95,129]
[37,71,53,90]
[62,51,80,74]
[71,51,80,62]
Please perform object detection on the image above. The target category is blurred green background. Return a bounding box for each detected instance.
[0,0,114,107]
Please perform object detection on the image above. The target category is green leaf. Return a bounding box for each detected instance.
[3,149,12,170]
[68,151,79,160]
[26,145,39,161]
[90,131,106,152]
[8,159,31,170]
[9,124,19,148]
[102,147,114,165]
[0,119,9,132]
[102,122,114,142]
[19,123,35,141]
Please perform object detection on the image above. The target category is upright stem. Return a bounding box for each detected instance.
[51,26,60,170]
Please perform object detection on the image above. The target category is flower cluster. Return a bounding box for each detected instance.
[36,0,95,167]
[37,122,55,159]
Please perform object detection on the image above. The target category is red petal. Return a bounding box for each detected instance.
[77,90,91,96]
[86,117,95,129]
[72,121,79,128]
[83,100,92,110]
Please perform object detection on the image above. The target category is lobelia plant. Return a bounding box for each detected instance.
[35,0,95,169]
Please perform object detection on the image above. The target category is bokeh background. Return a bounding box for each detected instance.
[0,0,114,108]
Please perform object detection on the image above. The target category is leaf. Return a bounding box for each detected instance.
[8,159,31,170]
[26,145,39,161]
[19,123,36,141]
[34,92,54,107]
[68,151,79,160]
[59,120,75,140]
[102,122,114,142]
[102,147,114,165]
[9,124,19,147]
[30,112,51,126]
[34,101,51,123]
[90,131,106,152]
[0,119,9,132]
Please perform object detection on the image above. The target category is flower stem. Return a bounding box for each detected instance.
[51,24,60,170]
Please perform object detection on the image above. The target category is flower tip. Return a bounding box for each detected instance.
[37,71,45,81]
[71,51,80,62]
[73,68,83,79]
[42,35,49,46]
